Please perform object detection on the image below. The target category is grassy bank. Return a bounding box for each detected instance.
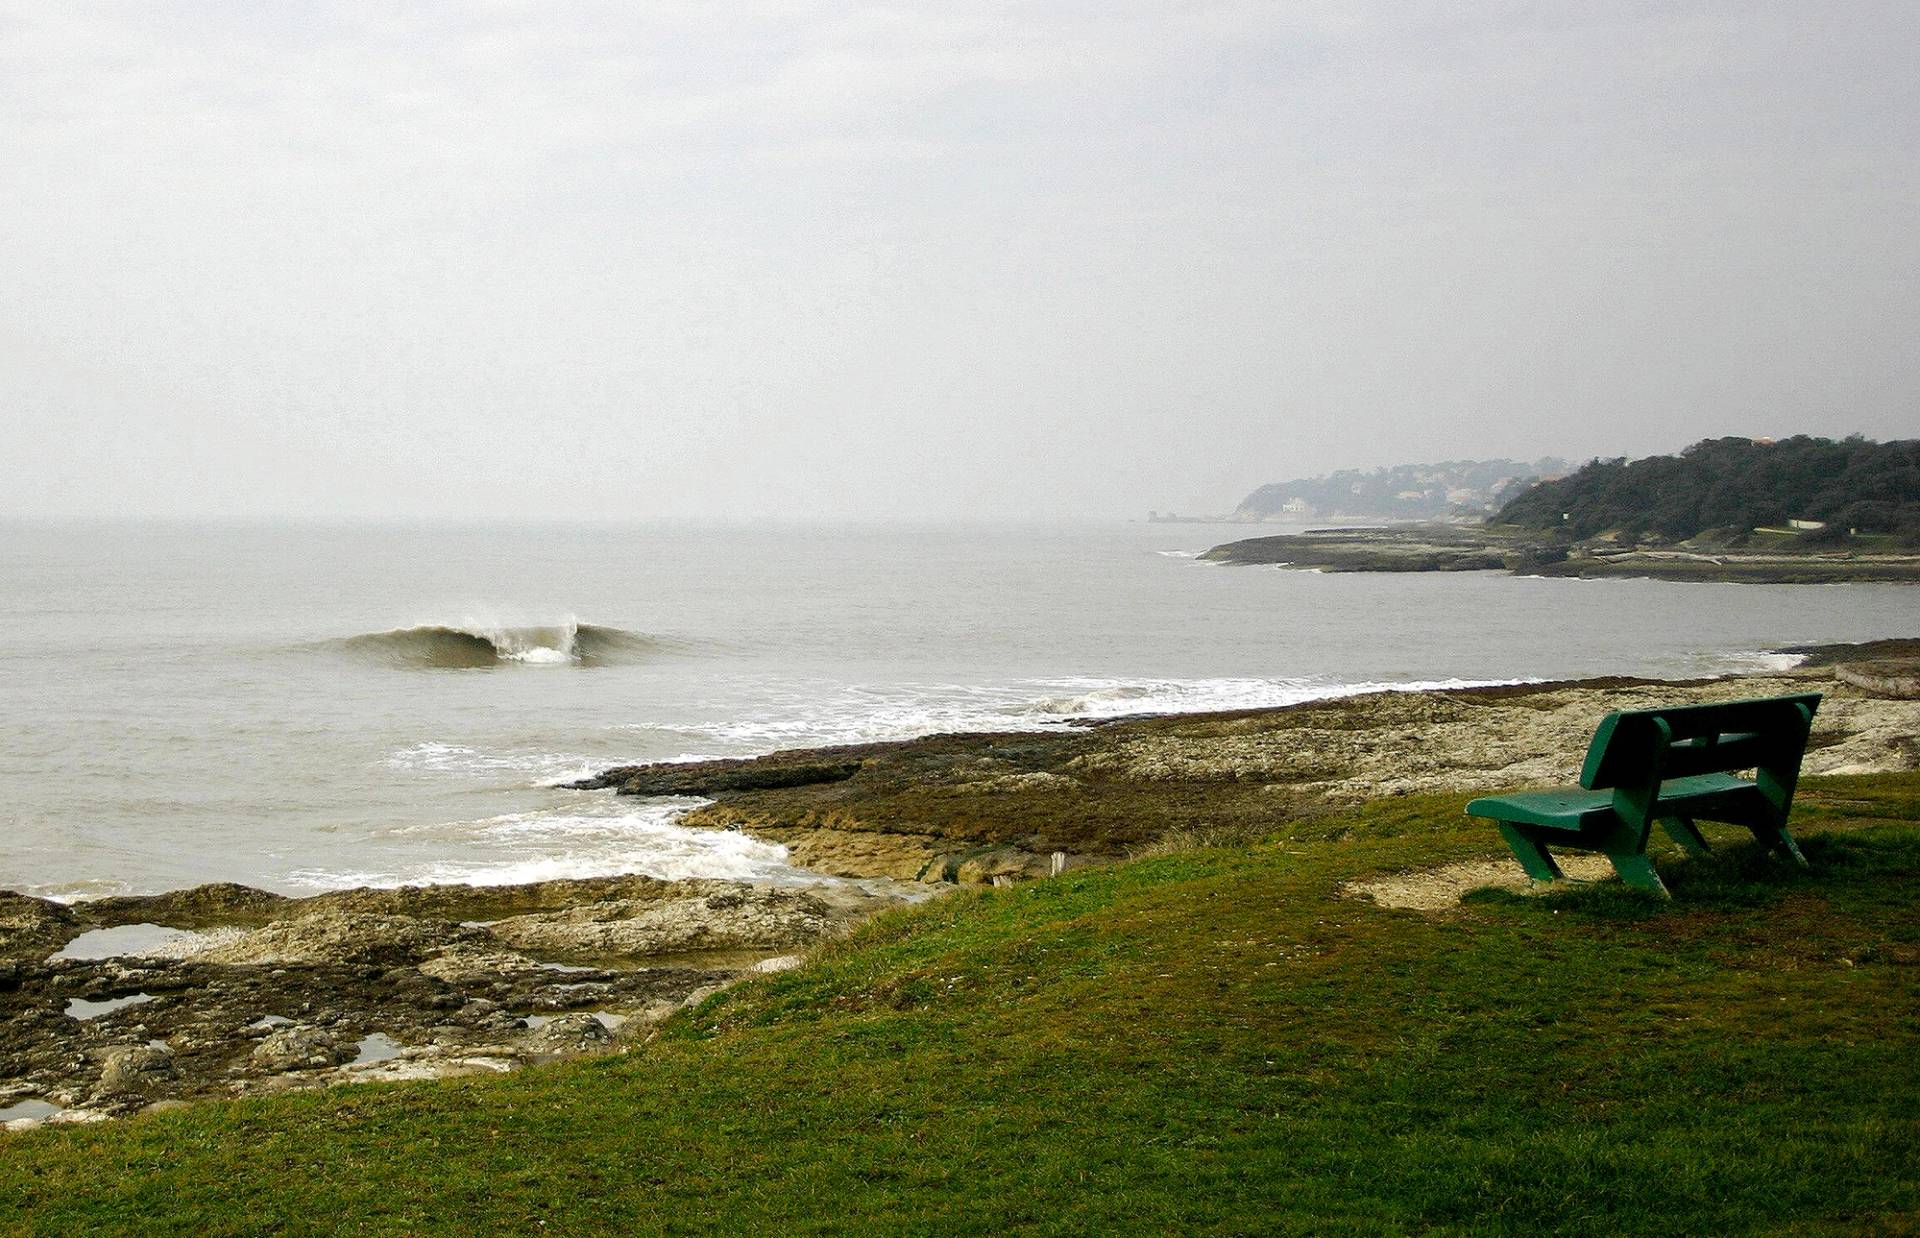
[4,775,1918,1235]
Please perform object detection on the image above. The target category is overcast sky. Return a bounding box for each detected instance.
[2,2,1915,521]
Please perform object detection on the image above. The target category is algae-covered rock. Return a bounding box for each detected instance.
[97,1045,178,1096]
[198,911,483,967]
[953,849,1052,885]
[487,886,839,961]
[77,883,288,930]
[0,893,78,963]
[1834,660,1920,700]
[252,1028,349,1072]
[570,756,863,795]
[527,1013,611,1055]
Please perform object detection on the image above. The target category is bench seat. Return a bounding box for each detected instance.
[1467,773,1763,832]
[1465,694,1820,897]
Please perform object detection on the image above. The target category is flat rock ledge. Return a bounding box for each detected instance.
[1,874,904,1131]
[1202,525,1920,583]
[568,658,1920,880]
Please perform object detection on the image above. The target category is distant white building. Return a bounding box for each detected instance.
[1282,496,1311,514]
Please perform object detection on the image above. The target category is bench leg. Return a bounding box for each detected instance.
[1659,815,1711,857]
[1749,824,1810,868]
[1494,823,1565,883]
[1605,852,1671,898]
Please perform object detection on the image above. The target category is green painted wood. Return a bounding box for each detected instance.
[1658,815,1712,856]
[1494,823,1565,882]
[1466,693,1821,898]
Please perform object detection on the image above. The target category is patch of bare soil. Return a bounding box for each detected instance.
[1341,854,1619,912]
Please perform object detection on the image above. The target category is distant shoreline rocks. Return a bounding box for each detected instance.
[1202,523,1920,583]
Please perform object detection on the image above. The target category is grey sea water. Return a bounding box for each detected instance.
[2,521,1914,899]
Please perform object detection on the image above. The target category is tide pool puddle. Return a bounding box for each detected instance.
[353,1033,404,1065]
[0,1099,63,1122]
[65,993,154,1020]
[520,1012,625,1031]
[54,924,210,961]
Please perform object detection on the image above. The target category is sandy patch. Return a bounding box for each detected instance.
[1343,854,1619,912]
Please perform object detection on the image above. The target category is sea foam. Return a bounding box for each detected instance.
[644,673,1541,750]
[283,800,815,892]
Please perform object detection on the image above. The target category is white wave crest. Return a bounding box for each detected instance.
[441,616,587,663]
[284,800,815,891]
[1717,650,1809,674]
[331,617,662,668]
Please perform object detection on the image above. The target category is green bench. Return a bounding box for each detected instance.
[1465,693,1821,897]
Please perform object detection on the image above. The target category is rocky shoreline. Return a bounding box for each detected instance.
[7,643,1918,1132]
[1,874,906,1130]
[1203,524,1920,583]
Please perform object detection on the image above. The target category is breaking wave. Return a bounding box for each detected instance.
[282,801,819,890]
[327,619,664,668]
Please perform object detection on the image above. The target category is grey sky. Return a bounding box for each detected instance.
[2,2,1915,520]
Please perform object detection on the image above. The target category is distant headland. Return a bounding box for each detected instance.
[1150,456,1569,525]
[1203,436,1920,583]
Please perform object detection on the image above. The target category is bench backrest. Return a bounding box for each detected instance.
[1579,693,1821,799]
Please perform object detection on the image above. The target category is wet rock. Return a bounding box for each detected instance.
[953,849,1052,885]
[569,755,863,795]
[1202,525,1524,572]
[77,883,288,931]
[97,1045,178,1096]
[628,1000,680,1029]
[252,1027,349,1072]
[198,912,483,967]
[3,895,748,1130]
[0,892,79,963]
[487,887,841,961]
[528,1013,611,1054]
[416,949,549,985]
[732,825,947,883]
[1834,660,1920,700]
[1203,526,1920,583]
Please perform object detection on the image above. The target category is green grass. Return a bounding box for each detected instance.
[4,775,1919,1235]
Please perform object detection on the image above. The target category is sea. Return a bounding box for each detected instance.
[3,520,1914,901]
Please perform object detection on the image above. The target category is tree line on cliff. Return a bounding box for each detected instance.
[1494,436,1920,543]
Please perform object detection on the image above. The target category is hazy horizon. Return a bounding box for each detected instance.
[4,2,1915,523]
